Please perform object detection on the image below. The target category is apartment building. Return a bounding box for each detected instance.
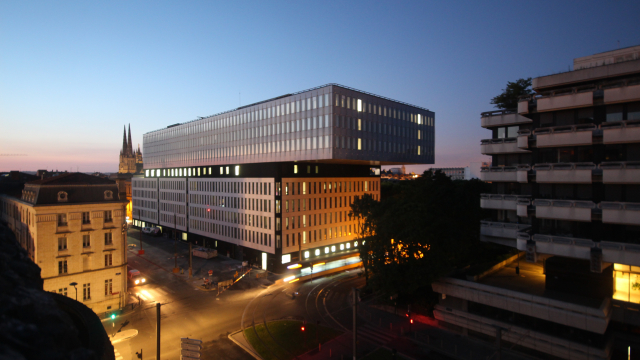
[132,83,435,272]
[0,173,128,315]
[432,46,640,360]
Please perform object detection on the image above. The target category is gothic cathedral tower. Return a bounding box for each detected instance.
[118,124,143,174]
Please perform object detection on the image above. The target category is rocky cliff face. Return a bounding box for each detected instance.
[0,223,114,360]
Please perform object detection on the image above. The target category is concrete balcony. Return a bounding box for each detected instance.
[536,91,593,112]
[599,201,640,225]
[480,109,532,128]
[532,199,595,222]
[519,233,596,260]
[517,197,531,217]
[517,100,529,114]
[516,129,530,149]
[601,119,640,144]
[481,221,530,247]
[599,161,640,184]
[479,166,517,182]
[480,138,530,155]
[604,84,640,104]
[432,277,611,335]
[433,305,610,360]
[535,124,597,148]
[480,194,529,211]
[518,235,640,267]
[533,162,596,184]
[517,164,531,183]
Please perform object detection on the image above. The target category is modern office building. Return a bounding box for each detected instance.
[0,173,128,316]
[433,46,640,360]
[132,84,435,272]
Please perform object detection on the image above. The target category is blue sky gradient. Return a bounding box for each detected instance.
[1,1,639,172]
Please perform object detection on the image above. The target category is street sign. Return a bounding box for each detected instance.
[181,343,201,351]
[181,349,201,358]
[181,338,202,345]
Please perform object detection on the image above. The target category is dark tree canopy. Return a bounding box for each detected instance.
[491,78,533,110]
[351,171,490,299]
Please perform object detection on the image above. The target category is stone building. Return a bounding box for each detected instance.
[111,124,144,221]
[0,172,128,316]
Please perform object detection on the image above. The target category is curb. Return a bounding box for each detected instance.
[228,329,264,360]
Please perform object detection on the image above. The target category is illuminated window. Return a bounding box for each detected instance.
[226,166,229,175]
[340,244,344,250]
[145,170,149,177]
[331,246,336,252]
[358,119,362,131]
[315,249,320,256]
[357,99,362,112]
[304,251,310,259]
[358,138,362,150]
[282,254,291,264]
[614,264,640,304]
[324,247,329,254]
[220,167,223,175]
[294,165,298,174]
[346,243,350,249]
[235,166,240,176]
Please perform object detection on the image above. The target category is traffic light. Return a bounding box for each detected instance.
[110,313,116,320]
[410,319,414,324]
[301,326,305,331]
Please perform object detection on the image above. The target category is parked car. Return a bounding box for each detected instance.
[128,269,146,286]
[141,227,161,236]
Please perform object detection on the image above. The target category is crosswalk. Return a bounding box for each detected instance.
[357,324,395,345]
[114,348,123,360]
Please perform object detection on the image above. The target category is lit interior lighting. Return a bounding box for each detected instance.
[331,246,336,253]
[315,249,320,256]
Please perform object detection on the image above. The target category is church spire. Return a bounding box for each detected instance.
[127,124,133,155]
[122,125,127,154]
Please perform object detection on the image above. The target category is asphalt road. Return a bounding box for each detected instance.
[108,230,395,360]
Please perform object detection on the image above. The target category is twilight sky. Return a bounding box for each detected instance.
[1,1,639,173]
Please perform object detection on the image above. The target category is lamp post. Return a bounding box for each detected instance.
[69,282,78,301]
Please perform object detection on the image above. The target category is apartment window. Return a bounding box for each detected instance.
[58,213,67,226]
[83,283,91,301]
[58,260,67,274]
[104,211,113,222]
[58,237,67,251]
[104,233,113,246]
[82,212,90,224]
[105,279,112,296]
[58,288,67,297]
[105,253,113,267]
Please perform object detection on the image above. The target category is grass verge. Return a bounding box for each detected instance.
[243,320,342,360]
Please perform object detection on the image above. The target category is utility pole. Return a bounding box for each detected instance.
[156,303,161,360]
[353,288,358,360]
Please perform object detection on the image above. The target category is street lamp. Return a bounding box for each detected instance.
[69,282,78,301]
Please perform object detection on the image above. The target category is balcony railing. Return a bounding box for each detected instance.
[479,166,517,182]
[480,221,531,240]
[599,161,640,184]
[536,90,593,112]
[480,138,530,155]
[603,84,640,104]
[599,202,640,226]
[601,119,640,144]
[532,199,595,222]
[533,162,596,184]
[519,234,640,267]
[480,194,529,211]
[534,123,597,148]
[480,109,532,128]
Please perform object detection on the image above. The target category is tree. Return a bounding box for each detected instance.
[349,193,379,286]
[491,78,533,110]
[354,171,490,299]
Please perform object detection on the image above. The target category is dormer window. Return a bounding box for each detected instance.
[104,190,113,200]
[57,191,68,202]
